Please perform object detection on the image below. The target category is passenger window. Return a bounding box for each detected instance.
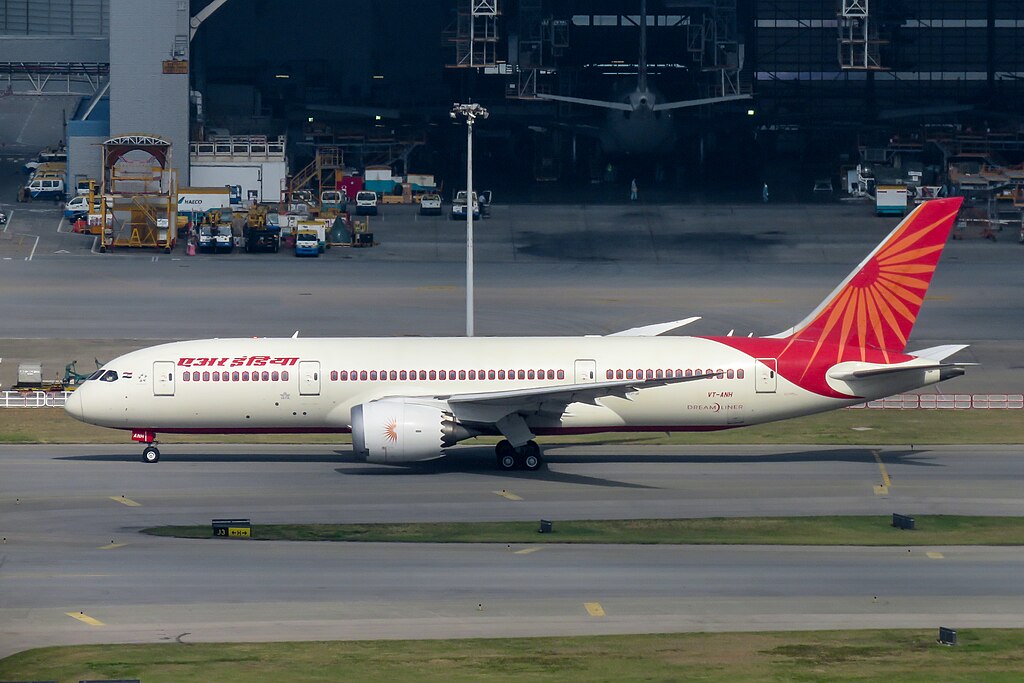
[242,371,249,381]
[339,371,347,381]
[399,371,407,380]
[479,369,486,379]
[233,371,240,381]
[429,370,437,380]
[517,370,525,380]
[547,370,554,379]
[607,370,614,380]
[527,370,535,379]
[419,371,427,380]
[469,370,476,380]
[360,371,368,381]
[370,371,377,381]
[331,371,338,381]
[685,369,692,377]
[459,370,466,380]
[626,369,634,379]
[616,370,623,379]
[282,371,289,381]
[182,373,190,382]
[655,369,664,379]
[717,369,724,379]
[737,369,745,379]
[497,370,505,380]
[389,371,397,380]
[557,370,565,380]
[488,370,496,379]
[727,369,734,379]
[203,372,210,381]
[646,369,654,379]
[272,371,280,381]
[262,371,270,381]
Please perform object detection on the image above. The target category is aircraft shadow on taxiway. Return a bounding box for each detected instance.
[58,447,940,474]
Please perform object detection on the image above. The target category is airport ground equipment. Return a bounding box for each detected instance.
[294,228,320,257]
[98,135,177,253]
[243,205,280,253]
[875,186,908,216]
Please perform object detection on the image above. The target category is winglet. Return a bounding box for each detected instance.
[608,317,701,337]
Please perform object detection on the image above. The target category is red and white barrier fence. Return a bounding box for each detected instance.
[849,394,1024,409]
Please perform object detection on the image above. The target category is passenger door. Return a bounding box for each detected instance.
[299,361,321,396]
[153,361,175,396]
[755,358,778,393]
[574,359,597,384]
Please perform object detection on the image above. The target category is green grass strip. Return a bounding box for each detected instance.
[144,515,1024,546]
[4,630,1024,682]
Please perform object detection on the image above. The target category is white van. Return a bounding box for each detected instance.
[355,190,379,215]
[23,176,65,201]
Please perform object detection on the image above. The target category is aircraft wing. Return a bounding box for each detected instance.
[441,372,711,407]
[651,94,752,112]
[608,317,700,337]
[535,93,633,111]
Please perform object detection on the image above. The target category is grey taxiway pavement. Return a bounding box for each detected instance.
[1,443,1023,656]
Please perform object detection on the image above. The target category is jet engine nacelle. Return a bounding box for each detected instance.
[351,398,473,463]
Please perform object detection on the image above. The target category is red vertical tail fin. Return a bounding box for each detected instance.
[772,197,963,363]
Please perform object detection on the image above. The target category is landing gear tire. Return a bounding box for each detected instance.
[520,441,542,471]
[496,440,517,470]
[142,446,160,464]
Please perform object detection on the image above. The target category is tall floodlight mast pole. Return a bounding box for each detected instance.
[450,102,488,337]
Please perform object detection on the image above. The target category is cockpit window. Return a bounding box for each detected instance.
[86,370,104,381]
[99,370,118,382]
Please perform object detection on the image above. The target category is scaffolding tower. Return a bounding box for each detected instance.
[448,0,501,68]
[98,135,177,253]
[686,0,747,99]
[838,0,886,70]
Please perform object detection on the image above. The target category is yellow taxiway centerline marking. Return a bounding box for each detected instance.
[109,496,141,506]
[872,450,891,494]
[98,543,128,550]
[926,551,944,559]
[66,612,104,626]
[514,547,542,555]
[584,602,606,617]
[493,490,523,501]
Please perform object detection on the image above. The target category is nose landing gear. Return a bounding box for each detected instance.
[131,429,160,463]
[495,439,543,471]
[142,444,161,463]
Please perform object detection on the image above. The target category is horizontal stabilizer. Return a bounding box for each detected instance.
[609,317,701,337]
[828,362,975,381]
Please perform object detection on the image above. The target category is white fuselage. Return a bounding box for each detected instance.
[65,335,914,437]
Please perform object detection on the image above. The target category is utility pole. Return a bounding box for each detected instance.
[450,102,488,337]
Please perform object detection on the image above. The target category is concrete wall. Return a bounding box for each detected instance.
[109,0,190,185]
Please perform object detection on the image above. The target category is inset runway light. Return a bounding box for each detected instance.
[747,109,756,116]
[307,116,314,123]
[373,74,384,80]
[375,115,382,121]
[274,74,289,79]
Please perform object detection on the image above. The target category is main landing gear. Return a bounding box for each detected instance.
[495,439,543,471]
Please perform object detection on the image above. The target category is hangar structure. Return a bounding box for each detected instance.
[2,1,1024,186]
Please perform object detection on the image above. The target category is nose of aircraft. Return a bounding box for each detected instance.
[64,387,85,422]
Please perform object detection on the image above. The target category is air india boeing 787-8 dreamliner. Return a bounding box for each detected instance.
[66,197,969,469]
